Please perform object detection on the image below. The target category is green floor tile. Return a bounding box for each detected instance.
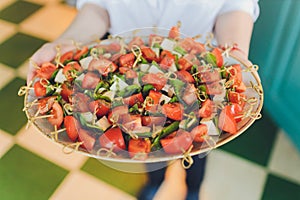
[0,33,47,68]
[261,174,300,200]
[220,109,279,166]
[0,145,68,200]
[0,78,27,135]
[81,158,147,196]
[0,1,42,24]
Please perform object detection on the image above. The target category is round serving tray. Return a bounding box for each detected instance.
[20,27,263,166]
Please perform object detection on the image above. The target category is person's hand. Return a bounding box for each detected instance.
[27,42,76,85]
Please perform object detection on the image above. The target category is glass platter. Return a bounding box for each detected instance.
[19,27,264,167]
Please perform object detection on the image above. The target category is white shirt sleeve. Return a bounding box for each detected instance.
[76,0,106,10]
[219,0,260,22]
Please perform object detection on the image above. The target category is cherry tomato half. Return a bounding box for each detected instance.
[36,62,57,80]
[78,129,96,151]
[218,105,238,134]
[160,129,193,154]
[128,138,151,158]
[99,127,126,152]
[191,124,208,142]
[142,73,167,91]
[48,102,64,128]
[162,103,184,121]
[64,116,80,142]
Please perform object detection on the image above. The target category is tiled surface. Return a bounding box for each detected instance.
[0,33,46,68]
[0,78,27,135]
[0,145,68,200]
[0,0,42,24]
[220,109,279,166]
[19,3,77,41]
[200,150,267,200]
[0,1,299,200]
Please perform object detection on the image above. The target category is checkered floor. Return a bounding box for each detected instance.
[0,1,300,199]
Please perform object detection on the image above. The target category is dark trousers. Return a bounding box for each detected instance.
[138,156,207,200]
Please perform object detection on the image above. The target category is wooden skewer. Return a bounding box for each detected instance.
[181,145,194,169]
[62,141,84,154]
[31,114,54,120]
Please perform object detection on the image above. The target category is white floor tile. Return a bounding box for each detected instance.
[0,0,15,11]
[268,130,300,185]
[0,19,17,44]
[0,63,16,89]
[200,150,267,200]
[19,4,77,41]
[0,129,14,158]
[50,171,136,200]
[16,125,88,171]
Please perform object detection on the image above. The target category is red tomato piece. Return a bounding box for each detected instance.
[162,103,184,121]
[218,105,238,134]
[48,102,64,128]
[141,116,166,127]
[128,36,144,49]
[228,64,242,83]
[82,72,100,89]
[141,47,158,62]
[89,99,111,117]
[36,62,57,80]
[177,54,199,71]
[176,70,195,83]
[191,124,208,142]
[145,90,162,112]
[63,61,82,81]
[123,93,144,107]
[228,91,246,107]
[60,51,74,64]
[177,57,192,71]
[119,66,130,74]
[99,127,126,152]
[211,48,223,67]
[229,103,244,122]
[73,46,89,61]
[38,96,56,114]
[198,99,214,118]
[168,26,180,40]
[119,53,135,68]
[234,81,247,93]
[88,58,118,76]
[33,79,48,97]
[142,73,167,91]
[128,138,151,158]
[160,129,193,154]
[160,50,175,70]
[64,116,80,142]
[61,83,73,103]
[78,129,96,151]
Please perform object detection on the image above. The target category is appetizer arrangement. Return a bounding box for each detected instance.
[19,25,263,166]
